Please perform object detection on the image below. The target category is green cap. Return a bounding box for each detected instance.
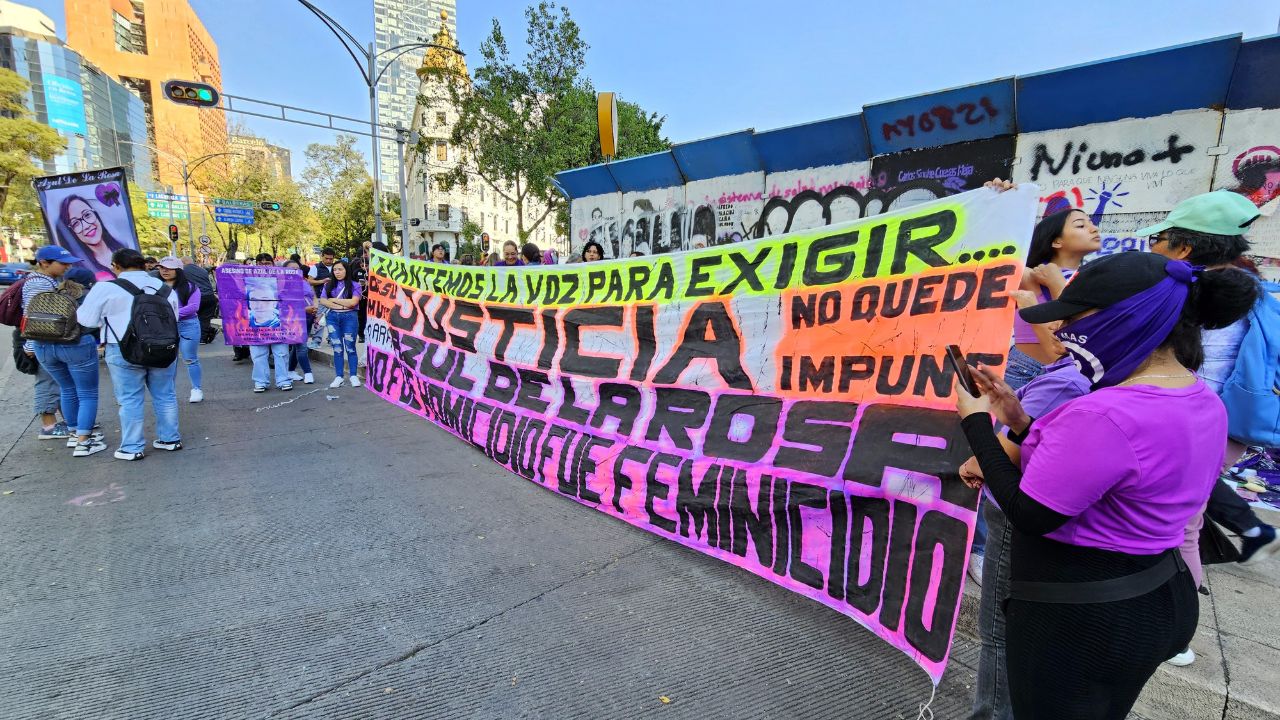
[1135,191,1261,237]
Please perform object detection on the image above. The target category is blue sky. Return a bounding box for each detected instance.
[26,0,1280,176]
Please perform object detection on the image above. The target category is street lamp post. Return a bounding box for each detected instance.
[297,0,463,249]
[117,140,240,257]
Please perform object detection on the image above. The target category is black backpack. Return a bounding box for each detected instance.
[107,279,179,368]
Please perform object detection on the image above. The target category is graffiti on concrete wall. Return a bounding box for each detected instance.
[872,136,1016,201]
[1014,113,1221,257]
[749,180,952,239]
[1215,109,1280,274]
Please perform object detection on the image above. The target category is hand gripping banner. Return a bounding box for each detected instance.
[365,186,1039,682]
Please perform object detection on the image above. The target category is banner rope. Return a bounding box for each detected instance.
[914,685,937,720]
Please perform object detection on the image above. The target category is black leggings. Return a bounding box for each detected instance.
[1004,533,1199,719]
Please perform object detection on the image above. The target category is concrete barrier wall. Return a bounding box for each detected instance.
[556,33,1280,275]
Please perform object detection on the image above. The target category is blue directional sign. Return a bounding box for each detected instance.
[214,206,255,225]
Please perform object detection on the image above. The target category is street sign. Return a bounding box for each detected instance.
[211,198,254,208]
[198,246,212,255]
[146,199,188,219]
[213,206,254,225]
[199,235,211,246]
[145,191,187,202]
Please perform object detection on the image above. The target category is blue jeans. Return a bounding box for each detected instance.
[288,344,312,374]
[970,500,1014,720]
[34,361,59,417]
[105,344,180,453]
[326,310,359,376]
[34,336,99,436]
[177,317,203,390]
[1004,345,1045,391]
[250,344,291,387]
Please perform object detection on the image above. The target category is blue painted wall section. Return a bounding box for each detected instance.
[753,114,870,172]
[864,78,1015,155]
[670,130,761,180]
[557,33,1278,200]
[1226,34,1280,110]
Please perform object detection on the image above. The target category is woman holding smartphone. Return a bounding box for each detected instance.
[956,251,1256,718]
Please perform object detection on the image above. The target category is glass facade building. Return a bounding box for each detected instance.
[374,0,455,194]
[0,32,153,190]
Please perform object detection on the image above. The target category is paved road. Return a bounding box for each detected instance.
[0,335,980,719]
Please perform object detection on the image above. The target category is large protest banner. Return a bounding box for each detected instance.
[33,167,139,282]
[215,265,308,345]
[365,186,1039,682]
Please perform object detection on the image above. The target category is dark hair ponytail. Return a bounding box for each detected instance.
[1162,267,1259,369]
[1026,209,1084,267]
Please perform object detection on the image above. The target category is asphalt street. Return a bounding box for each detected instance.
[0,333,982,719]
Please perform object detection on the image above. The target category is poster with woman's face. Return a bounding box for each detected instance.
[32,167,140,281]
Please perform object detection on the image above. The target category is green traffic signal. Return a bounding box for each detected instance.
[162,79,220,108]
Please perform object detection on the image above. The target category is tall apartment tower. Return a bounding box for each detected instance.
[64,0,227,188]
[373,0,455,195]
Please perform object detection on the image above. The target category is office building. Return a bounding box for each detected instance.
[229,133,291,181]
[64,0,227,187]
[374,0,454,194]
[0,0,152,188]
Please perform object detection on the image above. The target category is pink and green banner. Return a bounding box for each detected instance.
[364,187,1038,682]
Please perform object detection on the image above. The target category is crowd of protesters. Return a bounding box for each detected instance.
[7,186,1279,719]
[960,183,1278,720]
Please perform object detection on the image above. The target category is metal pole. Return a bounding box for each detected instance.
[165,185,177,255]
[368,41,385,249]
[182,163,197,259]
[396,127,410,257]
[200,206,208,265]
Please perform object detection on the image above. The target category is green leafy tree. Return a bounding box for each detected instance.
[0,68,67,217]
[301,135,372,256]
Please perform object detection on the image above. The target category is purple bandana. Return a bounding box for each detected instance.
[1054,260,1197,389]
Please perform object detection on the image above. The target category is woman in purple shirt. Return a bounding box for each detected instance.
[319,260,362,388]
[956,252,1257,719]
[157,256,203,404]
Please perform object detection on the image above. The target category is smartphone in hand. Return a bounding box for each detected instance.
[945,344,980,397]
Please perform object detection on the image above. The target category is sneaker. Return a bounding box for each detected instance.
[1240,525,1279,565]
[278,383,293,391]
[38,422,70,440]
[967,553,984,588]
[189,388,204,403]
[113,449,144,461]
[152,439,182,452]
[329,377,345,388]
[288,371,304,381]
[66,432,106,448]
[1165,647,1195,666]
[254,384,267,393]
[73,439,107,457]
[349,375,362,388]
[303,373,315,384]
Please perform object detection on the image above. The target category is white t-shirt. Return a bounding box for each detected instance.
[77,271,180,344]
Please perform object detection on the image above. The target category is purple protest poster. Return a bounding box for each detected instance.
[215,265,307,345]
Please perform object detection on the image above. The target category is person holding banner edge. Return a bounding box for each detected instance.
[955,250,1256,719]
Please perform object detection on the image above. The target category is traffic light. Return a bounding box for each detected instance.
[260,201,281,211]
[481,232,490,252]
[168,224,179,243]
[162,79,219,108]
